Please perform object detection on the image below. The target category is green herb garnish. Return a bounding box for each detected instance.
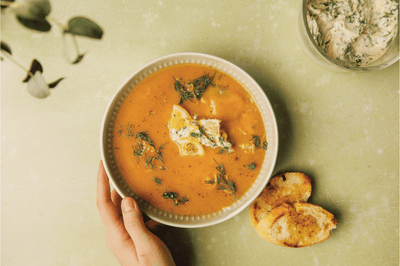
[174,78,195,105]
[244,162,256,170]
[213,159,238,200]
[132,140,145,158]
[118,123,135,139]
[180,196,189,205]
[189,73,215,99]
[262,140,268,150]
[155,143,166,163]
[153,177,162,186]
[199,125,215,142]
[136,131,155,147]
[190,132,202,138]
[251,135,261,149]
[121,124,167,171]
[217,138,232,154]
[144,155,155,170]
[204,179,216,185]
[162,191,189,206]
[217,147,230,154]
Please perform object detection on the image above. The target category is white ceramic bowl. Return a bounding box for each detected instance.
[100,52,278,228]
[297,0,399,72]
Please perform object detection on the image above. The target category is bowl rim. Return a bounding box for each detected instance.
[100,52,279,228]
[300,0,399,71]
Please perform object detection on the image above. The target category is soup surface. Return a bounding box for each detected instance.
[113,64,267,215]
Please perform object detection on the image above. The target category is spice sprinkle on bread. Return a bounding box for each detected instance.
[249,172,312,227]
[250,172,337,247]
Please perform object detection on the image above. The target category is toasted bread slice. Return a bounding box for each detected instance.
[256,202,337,247]
[249,172,312,227]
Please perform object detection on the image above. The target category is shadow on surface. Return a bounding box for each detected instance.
[246,68,295,174]
[144,217,193,266]
[238,62,343,226]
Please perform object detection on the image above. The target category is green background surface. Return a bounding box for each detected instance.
[1,0,399,265]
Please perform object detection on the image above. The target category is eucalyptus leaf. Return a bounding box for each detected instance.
[13,0,51,20]
[16,16,51,32]
[23,59,43,82]
[66,17,103,39]
[14,0,51,32]
[27,72,50,98]
[48,77,65,89]
[1,41,12,55]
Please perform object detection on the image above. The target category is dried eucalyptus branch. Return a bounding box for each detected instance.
[1,0,104,98]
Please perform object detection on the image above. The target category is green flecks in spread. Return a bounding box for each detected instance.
[306,0,398,66]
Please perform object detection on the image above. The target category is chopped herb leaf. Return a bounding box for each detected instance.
[217,138,232,154]
[189,73,215,99]
[155,143,166,163]
[262,140,268,150]
[136,131,155,147]
[153,177,162,186]
[118,123,135,138]
[121,124,167,171]
[204,179,216,185]
[244,162,256,170]
[132,140,145,158]
[174,78,195,105]
[213,159,238,200]
[217,146,231,154]
[180,196,189,204]
[251,135,261,149]
[144,155,155,170]
[190,132,201,138]
[199,125,214,142]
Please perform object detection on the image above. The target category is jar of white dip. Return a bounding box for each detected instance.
[297,0,399,72]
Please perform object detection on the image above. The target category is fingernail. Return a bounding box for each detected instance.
[122,198,135,213]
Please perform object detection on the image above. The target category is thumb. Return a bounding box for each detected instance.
[121,197,150,242]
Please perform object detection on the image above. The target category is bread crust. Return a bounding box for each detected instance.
[250,172,337,247]
[255,202,337,247]
[249,172,312,227]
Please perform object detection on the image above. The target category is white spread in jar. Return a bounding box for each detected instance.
[307,0,398,66]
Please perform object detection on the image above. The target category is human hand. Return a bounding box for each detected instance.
[96,161,176,266]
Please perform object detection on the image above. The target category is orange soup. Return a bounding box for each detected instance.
[113,64,267,215]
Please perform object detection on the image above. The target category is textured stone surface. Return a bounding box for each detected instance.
[1,0,398,265]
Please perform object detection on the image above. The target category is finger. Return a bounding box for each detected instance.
[96,161,125,232]
[145,220,161,231]
[111,189,123,206]
[111,189,123,216]
[122,198,176,266]
[96,162,139,264]
[121,197,152,250]
[96,161,111,205]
